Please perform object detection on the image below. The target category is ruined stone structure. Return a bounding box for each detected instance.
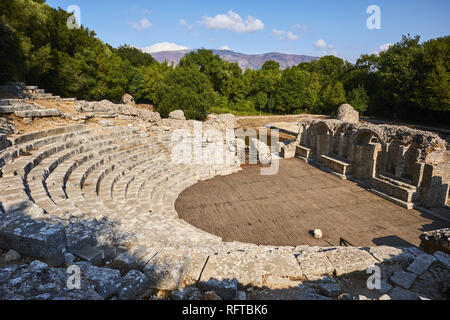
[0,88,449,300]
[0,83,64,101]
[281,119,450,211]
[75,100,161,123]
[336,104,359,123]
[0,99,61,119]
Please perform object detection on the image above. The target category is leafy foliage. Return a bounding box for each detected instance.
[0,1,448,124]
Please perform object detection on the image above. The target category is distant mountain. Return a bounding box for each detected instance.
[148,49,319,70]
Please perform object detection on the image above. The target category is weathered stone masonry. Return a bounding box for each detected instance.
[282,119,449,211]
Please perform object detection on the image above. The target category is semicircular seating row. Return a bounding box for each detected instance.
[0,125,392,290]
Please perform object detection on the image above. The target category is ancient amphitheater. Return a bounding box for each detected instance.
[0,84,449,300]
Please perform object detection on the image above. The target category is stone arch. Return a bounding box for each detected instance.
[384,140,403,177]
[354,130,382,146]
[300,123,314,147]
[341,128,355,159]
[400,143,421,183]
[314,121,332,136]
[313,122,332,160]
[352,130,383,180]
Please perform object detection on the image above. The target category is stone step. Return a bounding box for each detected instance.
[15,109,62,118]
[2,127,138,177]
[0,99,27,106]
[82,145,162,199]
[98,153,168,200]
[0,104,36,114]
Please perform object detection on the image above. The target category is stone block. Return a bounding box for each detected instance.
[296,250,335,278]
[0,212,66,266]
[390,270,417,289]
[119,270,149,300]
[144,249,192,291]
[326,247,377,276]
[85,266,122,299]
[198,278,238,300]
[407,254,437,275]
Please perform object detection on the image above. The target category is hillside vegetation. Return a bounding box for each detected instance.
[0,0,448,124]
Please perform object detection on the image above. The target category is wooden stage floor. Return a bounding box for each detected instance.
[175,159,449,248]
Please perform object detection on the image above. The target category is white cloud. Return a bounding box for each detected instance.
[379,43,393,52]
[200,10,264,33]
[270,29,299,41]
[292,24,307,31]
[178,19,193,32]
[314,39,337,56]
[142,42,188,53]
[131,18,152,31]
[286,31,299,41]
[219,45,230,50]
[314,39,328,49]
[271,29,285,36]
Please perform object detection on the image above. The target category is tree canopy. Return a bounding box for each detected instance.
[0,1,448,124]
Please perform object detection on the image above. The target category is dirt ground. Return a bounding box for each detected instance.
[176,158,449,248]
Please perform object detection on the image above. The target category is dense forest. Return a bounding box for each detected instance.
[0,0,449,124]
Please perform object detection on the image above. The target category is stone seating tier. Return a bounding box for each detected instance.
[0,124,448,300]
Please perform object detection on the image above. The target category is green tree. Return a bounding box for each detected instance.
[347,85,369,114]
[154,66,217,120]
[129,62,171,103]
[319,81,347,114]
[115,45,157,68]
[277,67,318,114]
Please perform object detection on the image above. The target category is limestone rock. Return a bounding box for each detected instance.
[0,261,103,300]
[204,291,222,300]
[144,250,192,291]
[386,287,420,300]
[22,118,32,125]
[121,93,135,105]
[119,270,149,300]
[420,228,450,254]
[2,249,21,262]
[199,278,238,300]
[296,250,335,278]
[85,266,122,299]
[111,252,140,273]
[169,110,186,121]
[367,246,415,266]
[407,254,437,275]
[390,270,417,289]
[0,212,66,266]
[64,252,75,267]
[317,279,342,297]
[325,247,377,276]
[235,290,247,300]
[434,251,450,269]
[205,113,236,130]
[99,120,114,127]
[314,229,323,239]
[336,104,359,123]
[172,286,203,300]
[138,109,161,123]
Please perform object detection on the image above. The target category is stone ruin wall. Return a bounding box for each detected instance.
[282,119,449,210]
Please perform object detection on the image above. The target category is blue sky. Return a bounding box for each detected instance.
[47,0,450,62]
